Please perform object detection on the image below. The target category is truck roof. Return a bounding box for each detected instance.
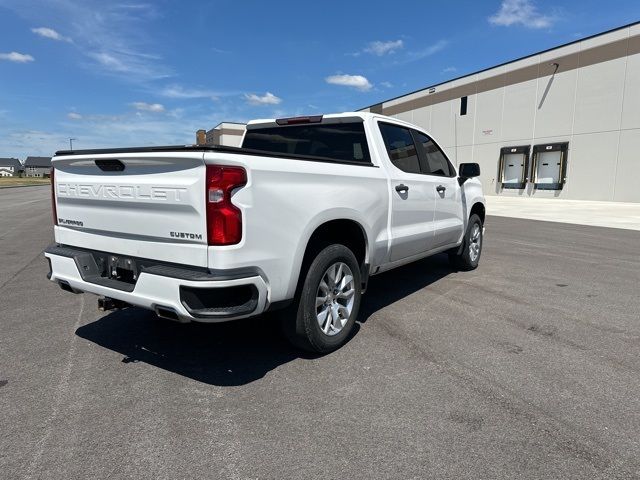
[246,111,383,128]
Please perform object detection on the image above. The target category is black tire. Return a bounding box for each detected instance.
[448,214,483,271]
[281,244,362,353]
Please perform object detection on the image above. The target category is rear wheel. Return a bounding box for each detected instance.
[281,244,362,353]
[448,214,483,271]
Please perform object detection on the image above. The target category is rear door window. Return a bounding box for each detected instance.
[378,123,421,174]
[242,122,371,164]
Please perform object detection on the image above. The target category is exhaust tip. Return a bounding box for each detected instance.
[155,306,184,322]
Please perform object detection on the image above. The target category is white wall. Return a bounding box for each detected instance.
[381,24,640,203]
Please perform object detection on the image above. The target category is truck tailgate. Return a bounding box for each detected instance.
[52,151,208,267]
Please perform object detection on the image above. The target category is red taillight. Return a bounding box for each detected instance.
[206,165,246,245]
[50,167,57,225]
[275,115,323,125]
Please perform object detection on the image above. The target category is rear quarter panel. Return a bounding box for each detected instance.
[203,152,390,302]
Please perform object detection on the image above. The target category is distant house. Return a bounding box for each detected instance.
[24,156,52,177]
[0,158,23,177]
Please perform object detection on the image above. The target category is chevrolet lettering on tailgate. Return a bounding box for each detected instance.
[57,183,188,202]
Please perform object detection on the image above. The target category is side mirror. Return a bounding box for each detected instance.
[459,162,480,179]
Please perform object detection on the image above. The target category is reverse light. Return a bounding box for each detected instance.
[206,165,247,245]
[50,167,57,225]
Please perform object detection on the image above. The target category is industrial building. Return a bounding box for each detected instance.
[198,22,639,203]
[361,21,640,203]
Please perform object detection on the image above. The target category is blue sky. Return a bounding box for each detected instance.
[0,0,638,158]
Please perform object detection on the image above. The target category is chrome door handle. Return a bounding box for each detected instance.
[436,185,446,194]
[395,184,409,193]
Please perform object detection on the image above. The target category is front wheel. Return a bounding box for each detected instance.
[281,244,362,353]
[448,214,483,271]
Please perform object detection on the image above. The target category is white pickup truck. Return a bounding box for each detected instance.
[46,112,485,352]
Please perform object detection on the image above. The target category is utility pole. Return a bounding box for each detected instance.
[69,138,76,151]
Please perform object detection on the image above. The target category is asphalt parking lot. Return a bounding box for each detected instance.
[1,186,640,479]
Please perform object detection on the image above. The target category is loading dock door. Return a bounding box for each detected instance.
[532,143,568,190]
[498,146,529,189]
[536,151,561,183]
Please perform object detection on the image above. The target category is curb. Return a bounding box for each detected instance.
[0,184,50,190]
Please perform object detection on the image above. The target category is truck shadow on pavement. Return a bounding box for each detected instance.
[75,254,454,386]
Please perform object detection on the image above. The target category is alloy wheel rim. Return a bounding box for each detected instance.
[469,223,482,262]
[315,262,355,336]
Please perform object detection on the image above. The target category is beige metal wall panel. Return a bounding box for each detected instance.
[579,27,629,51]
[441,145,456,162]
[613,129,640,202]
[430,101,455,148]
[454,145,473,168]
[384,87,428,109]
[471,143,502,194]
[564,131,619,200]
[474,87,504,145]
[411,105,431,131]
[395,111,413,123]
[538,40,581,66]
[573,50,627,134]
[502,76,538,142]
[534,58,579,138]
[621,38,640,129]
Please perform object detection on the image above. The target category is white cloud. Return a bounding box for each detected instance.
[31,27,72,42]
[88,52,127,72]
[364,39,404,56]
[442,66,457,74]
[405,40,448,62]
[131,101,165,112]
[160,85,221,100]
[489,0,554,28]
[244,92,282,106]
[380,81,393,88]
[67,112,82,120]
[86,49,167,80]
[0,52,34,63]
[325,74,373,92]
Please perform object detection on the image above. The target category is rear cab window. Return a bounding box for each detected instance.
[377,120,456,177]
[242,122,371,165]
[378,123,421,174]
